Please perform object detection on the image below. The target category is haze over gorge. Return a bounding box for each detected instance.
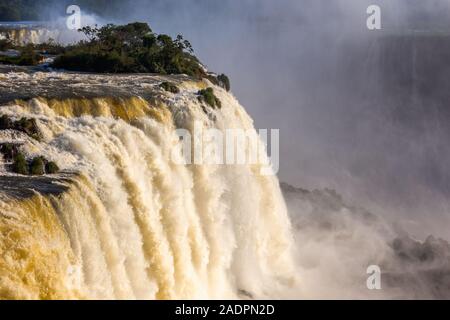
[0,0,449,300]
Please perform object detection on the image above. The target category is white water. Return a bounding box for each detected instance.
[0,28,62,45]
[0,16,102,45]
[0,79,297,299]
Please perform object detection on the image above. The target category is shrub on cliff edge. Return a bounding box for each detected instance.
[52,22,205,77]
[30,157,45,175]
[197,88,221,109]
[12,152,28,175]
[46,161,60,174]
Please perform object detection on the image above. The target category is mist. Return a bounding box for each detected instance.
[61,0,448,240]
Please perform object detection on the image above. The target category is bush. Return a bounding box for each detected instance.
[197,88,221,109]
[30,156,45,175]
[45,161,60,174]
[160,81,180,94]
[52,22,205,77]
[12,152,28,175]
[0,44,42,66]
[8,151,59,175]
[36,39,66,55]
[217,74,231,92]
[14,117,41,140]
[0,115,40,140]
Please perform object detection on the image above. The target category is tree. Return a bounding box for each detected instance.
[53,22,205,77]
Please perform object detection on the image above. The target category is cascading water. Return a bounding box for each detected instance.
[0,20,90,45]
[0,28,61,45]
[0,73,297,300]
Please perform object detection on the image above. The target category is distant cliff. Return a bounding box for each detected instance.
[282,182,450,299]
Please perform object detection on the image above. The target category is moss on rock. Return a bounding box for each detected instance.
[160,81,180,94]
[217,74,231,92]
[45,161,60,174]
[197,87,221,109]
[0,115,41,140]
[30,157,45,175]
[12,152,28,175]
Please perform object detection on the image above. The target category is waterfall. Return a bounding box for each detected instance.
[0,22,87,45]
[0,28,62,45]
[0,81,297,299]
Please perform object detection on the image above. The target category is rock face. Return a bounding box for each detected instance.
[386,236,450,299]
[281,182,450,299]
[0,115,40,140]
[0,174,70,199]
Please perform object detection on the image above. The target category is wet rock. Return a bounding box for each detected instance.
[159,81,180,94]
[0,115,41,140]
[45,161,60,174]
[197,87,221,109]
[14,117,40,140]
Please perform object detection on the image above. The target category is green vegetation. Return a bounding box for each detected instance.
[0,117,60,175]
[36,39,66,55]
[30,156,45,175]
[205,73,231,92]
[12,152,29,175]
[1,21,232,91]
[52,22,205,76]
[217,74,231,92]
[8,152,59,176]
[15,117,40,140]
[0,39,66,66]
[0,44,42,66]
[160,81,180,94]
[197,88,221,109]
[46,161,60,174]
[0,115,41,140]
